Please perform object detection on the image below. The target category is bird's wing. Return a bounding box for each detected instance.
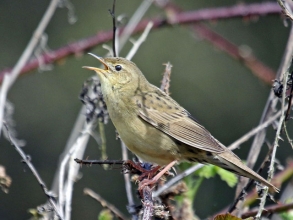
[135,89,225,153]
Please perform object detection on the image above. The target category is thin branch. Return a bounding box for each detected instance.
[74,158,124,165]
[156,1,276,84]
[3,123,63,219]
[191,23,276,84]
[168,2,284,24]
[0,0,60,136]
[84,188,128,220]
[242,202,293,219]
[160,62,172,95]
[53,3,154,219]
[235,23,293,203]
[228,143,274,214]
[98,121,108,169]
[211,161,293,218]
[142,186,153,220]
[109,0,117,57]
[284,122,293,148]
[152,163,204,198]
[126,22,153,60]
[255,26,293,220]
[0,2,284,83]
[118,0,154,51]
[63,122,93,220]
[121,141,137,220]
[228,111,281,151]
[277,0,293,20]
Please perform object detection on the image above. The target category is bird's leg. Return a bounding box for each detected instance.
[138,165,161,181]
[139,160,177,190]
[124,160,149,173]
[124,160,161,180]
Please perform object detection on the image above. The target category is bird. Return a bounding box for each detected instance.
[83,54,278,192]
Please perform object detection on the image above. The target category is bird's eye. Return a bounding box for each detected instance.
[115,65,122,71]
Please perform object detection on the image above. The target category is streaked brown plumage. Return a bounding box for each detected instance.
[84,55,278,192]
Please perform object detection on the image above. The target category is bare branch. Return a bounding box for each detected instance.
[228,111,281,151]
[160,62,172,95]
[84,188,128,220]
[0,2,284,83]
[74,158,124,165]
[109,0,117,57]
[168,2,283,24]
[0,0,60,136]
[142,186,153,220]
[121,141,137,220]
[228,144,274,214]
[126,22,153,60]
[235,23,293,204]
[3,123,63,219]
[242,202,293,219]
[53,3,155,219]
[277,0,293,20]
[156,2,276,85]
[255,24,293,220]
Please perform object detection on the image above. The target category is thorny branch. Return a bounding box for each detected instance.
[160,62,172,95]
[255,62,291,220]
[255,13,293,220]
[234,21,293,216]
[0,2,284,84]
[4,0,292,219]
[156,1,276,84]
[242,202,293,219]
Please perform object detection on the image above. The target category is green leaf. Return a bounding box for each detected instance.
[216,168,237,187]
[196,165,217,178]
[280,210,293,220]
[98,209,113,220]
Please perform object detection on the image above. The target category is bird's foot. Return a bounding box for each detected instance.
[123,160,159,175]
[138,160,177,191]
[139,178,158,191]
[138,165,161,181]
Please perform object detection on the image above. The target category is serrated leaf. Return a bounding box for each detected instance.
[214,213,242,220]
[217,168,237,187]
[196,165,217,178]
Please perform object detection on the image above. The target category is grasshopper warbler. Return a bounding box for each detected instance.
[84,54,278,192]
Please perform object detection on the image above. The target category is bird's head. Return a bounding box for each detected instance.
[83,54,147,94]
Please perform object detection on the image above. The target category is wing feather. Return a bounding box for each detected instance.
[136,90,225,153]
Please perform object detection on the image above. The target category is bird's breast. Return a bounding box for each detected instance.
[105,95,181,165]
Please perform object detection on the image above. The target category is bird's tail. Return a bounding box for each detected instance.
[215,151,279,192]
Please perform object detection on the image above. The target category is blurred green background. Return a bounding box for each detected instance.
[0,0,291,219]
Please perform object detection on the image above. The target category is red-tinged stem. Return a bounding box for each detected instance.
[0,2,283,83]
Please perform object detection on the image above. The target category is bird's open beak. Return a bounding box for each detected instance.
[83,53,109,75]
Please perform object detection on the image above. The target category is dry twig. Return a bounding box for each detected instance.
[84,188,128,220]
[3,123,63,219]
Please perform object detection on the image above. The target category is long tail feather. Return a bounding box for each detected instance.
[216,151,279,192]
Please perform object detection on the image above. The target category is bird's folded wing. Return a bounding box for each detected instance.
[138,104,225,154]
